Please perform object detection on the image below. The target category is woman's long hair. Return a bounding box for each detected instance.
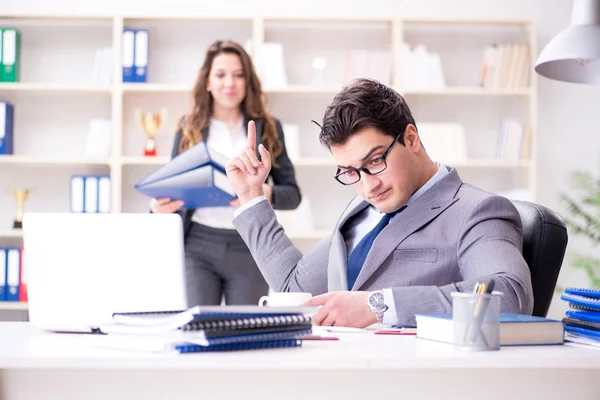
[177,40,282,166]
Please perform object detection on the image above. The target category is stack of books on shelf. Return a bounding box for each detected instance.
[495,118,531,161]
[561,287,600,349]
[479,43,530,89]
[0,28,20,82]
[94,305,313,353]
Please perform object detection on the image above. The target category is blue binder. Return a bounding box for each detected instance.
[0,101,14,155]
[5,248,20,302]
[134,30,148,83]
[122,29,136,83]
[134,142,236,208]
[0,248,6,301]
[561,291,600,312]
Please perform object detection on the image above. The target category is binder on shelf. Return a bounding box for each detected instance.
[134,142,237,209]
[134,30,148,83]
[122,29,135,83]
[18,247,27,303]
[0,101,14,155]
[0,249,6,301]
[5,248,20,302]
[98,176,111,213]
[2,29,20,82]
[70,175,85,213]
[84,176,99,213]
[0,28,3,82]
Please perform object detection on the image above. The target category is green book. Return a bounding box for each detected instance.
[0,28,4,82]
[2,29,20,82]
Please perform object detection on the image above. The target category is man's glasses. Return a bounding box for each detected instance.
[334,133,402,185]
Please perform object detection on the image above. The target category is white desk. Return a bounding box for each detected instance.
[0,322,599,400]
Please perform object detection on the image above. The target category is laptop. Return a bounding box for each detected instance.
[22,212,188,333]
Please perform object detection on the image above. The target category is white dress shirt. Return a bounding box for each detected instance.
[191,118,246,230]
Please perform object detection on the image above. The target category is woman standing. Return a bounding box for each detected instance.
[150,40,301,306]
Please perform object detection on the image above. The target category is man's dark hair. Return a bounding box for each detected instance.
[318,78,417,149]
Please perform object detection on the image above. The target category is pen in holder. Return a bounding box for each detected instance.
[451,291,503,351]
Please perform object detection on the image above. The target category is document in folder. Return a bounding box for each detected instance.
[134,142,237,208]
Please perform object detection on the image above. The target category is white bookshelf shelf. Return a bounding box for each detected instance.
[0,156,110,165]
[402,87,532,96]
[0,83,112,93]
[0,302,28,311]
[0,229,23,238]
[120,156,170,165]
[121,83,190,93]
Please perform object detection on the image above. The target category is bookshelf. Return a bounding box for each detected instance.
[0,14,537,310]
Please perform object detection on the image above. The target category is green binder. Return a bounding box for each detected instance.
[0,28,4,82]
[2,29,20,82]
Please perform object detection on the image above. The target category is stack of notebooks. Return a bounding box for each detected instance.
[96,306,313,354]
[561,287,600,348]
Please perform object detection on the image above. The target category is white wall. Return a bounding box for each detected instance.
[2,0,597,318]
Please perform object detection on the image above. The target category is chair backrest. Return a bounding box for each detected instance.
[510,200,568,317]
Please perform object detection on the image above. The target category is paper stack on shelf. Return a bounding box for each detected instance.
[344,50,392,86]
[92,47,113,84]
[84,119,111,157]
[417,123,467,164]
[401,44,446,90]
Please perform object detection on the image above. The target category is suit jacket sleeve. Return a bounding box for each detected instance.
[390,195,534,324]
[232,200,329,295]
[268,119,302,211]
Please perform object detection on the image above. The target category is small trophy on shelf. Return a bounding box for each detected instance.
[135,107,168,157]
[12,188,29,229]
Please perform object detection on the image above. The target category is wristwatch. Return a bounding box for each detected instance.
[367,290,389,323]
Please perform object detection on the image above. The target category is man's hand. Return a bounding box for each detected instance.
[303,291,376,328]
[229,184,273,208]
[226,120,271,205]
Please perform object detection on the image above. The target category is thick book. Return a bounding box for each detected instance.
[134,142,236,208]
[415,313,564,346]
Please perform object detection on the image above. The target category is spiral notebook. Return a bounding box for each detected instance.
[106,305,314,335]
[560,289,600,312]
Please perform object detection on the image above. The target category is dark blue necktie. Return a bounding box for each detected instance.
[346,206,405,290]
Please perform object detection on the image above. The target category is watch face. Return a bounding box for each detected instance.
[369,291,385,309]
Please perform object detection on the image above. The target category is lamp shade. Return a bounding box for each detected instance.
[535,0,600,84]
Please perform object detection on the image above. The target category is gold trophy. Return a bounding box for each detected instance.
[135,107,168,157]
[12,188,29,229]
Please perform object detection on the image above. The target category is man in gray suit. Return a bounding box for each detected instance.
[226,78,533,327]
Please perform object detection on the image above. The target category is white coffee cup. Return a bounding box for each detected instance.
[258,292,313,307]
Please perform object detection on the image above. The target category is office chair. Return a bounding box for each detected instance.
[511,200,568,317]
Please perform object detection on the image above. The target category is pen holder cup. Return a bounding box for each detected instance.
[451,291,503,351]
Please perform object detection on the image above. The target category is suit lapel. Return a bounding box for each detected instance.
[327,196,370,291]
[351,169,462,290]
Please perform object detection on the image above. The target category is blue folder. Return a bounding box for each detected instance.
[134,142,237,208]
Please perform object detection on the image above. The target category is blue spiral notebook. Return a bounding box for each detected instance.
[561,289,600,312]
[176,339,302,353]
